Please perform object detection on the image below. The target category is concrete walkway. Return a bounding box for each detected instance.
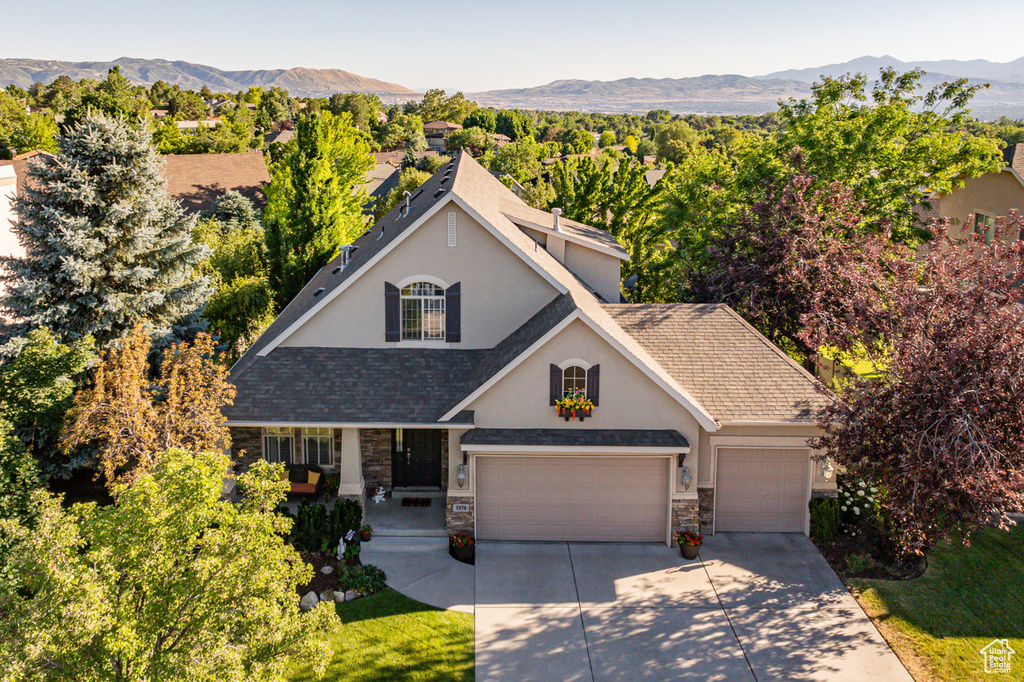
[360,536,474,614]
[475,535,912,682]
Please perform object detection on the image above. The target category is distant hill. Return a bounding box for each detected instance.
[471,57,1024,118]
[470,75,812,115]
[0,57,416,97]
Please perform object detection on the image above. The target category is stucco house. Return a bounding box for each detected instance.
[224,152,834,544]
[921,143,1024,240]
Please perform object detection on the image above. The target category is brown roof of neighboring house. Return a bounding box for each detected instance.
[0,150,49,195]
[1004,144,1024,177]
[161,151,271,214]
[264,129,295,145]
[604,303,829,422]
[423,121,463,131]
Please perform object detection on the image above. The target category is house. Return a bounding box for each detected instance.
[363,163,400,215]
[423,120,463,151]
[0,151,49,300]
[162,151,271,214]
[224,152,833,544]
[264,129,295,146]
[922,143,1024,239]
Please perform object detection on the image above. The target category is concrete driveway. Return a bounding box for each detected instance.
[475,534,911,681]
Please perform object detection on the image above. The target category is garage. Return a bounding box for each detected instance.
[715,447,809,533]
[475,456,670,542]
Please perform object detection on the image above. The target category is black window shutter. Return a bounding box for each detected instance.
[384,282,400,342]
[588,364,600,406]
[445,281,461,342]
[550,364,561,405]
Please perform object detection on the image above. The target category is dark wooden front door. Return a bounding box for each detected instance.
[392,429,442,488]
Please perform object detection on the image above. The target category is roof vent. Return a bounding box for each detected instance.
[552,207,563,233]
[434,188,446,198]
[313,287,326,297]
[403,190,412,213]
[339,244,359,269]
[332,266,342,275]
[440,176,449,185]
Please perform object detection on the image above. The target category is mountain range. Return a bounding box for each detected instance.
[471,55,1024,118]
[0,57,415,97]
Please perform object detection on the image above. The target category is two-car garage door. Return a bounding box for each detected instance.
[475,456,669,542]
[715,448,809,533]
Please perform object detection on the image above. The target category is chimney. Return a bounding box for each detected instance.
[552,207,562,233]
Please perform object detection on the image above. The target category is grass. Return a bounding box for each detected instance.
[850,524,1024,681]
[288,588,474,682]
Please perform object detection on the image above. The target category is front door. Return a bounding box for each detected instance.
[391,429,442,488]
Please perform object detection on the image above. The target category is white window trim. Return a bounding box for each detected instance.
[303,429,334,467]
[263,429,297,465]
[396,275,449,290]
[557,357,593,370]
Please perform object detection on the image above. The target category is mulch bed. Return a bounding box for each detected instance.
[297,551,339,596]
[816,534,927,581]
[400,497,431,507]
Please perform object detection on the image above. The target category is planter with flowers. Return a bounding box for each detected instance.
[449,531,475,565]
[675,530,703,560]
[556,388,594,421]
[360,524,373,542]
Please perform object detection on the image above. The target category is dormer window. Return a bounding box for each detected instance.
[401,282,445,340]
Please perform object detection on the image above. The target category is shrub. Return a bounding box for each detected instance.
[328,499,362,547]
[837,476,880,537]
[293,501,329,552]
[337,564,387,595]
[846,552,879,574]
[809,497,841,545]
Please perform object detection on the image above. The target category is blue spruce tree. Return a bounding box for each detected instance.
[0,115,211,346]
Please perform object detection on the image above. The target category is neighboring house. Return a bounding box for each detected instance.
[423,120,463,151]
[162,151,271,214]
[175,119,219,130]
[224,152,833,544]
[0,152,48,299]
[922,143,1024,240]
[363,163,400,215]
[264,129,295,146]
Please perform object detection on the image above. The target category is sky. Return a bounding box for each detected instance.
[3,0,1024,92]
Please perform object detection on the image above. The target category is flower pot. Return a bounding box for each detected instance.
[450,544,475,565]
[360,530,372,542]
[680,543,701,560]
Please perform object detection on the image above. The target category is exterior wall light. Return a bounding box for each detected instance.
[822,458,835,481]
[456,464,467,488]
[680,460,692,492]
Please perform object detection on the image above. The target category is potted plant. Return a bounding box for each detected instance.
[360,524,373,542]
[556,388,594,421]
[449,531,475,565]
[675,530,703,560]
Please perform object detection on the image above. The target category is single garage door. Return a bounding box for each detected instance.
[715,448,809,533]
[476,456,669,542]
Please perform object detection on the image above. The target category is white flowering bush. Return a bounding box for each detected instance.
[837,476,880,536]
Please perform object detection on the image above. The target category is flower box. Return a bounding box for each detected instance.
[557,405,592,421]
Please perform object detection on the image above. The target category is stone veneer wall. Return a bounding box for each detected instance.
[360,428,391,490]
[671,498,699,540]
[811,489,839,499]
[698,488,714,536]
[230,427,262,472]
[446,495,474,534]
[440,430,449,490]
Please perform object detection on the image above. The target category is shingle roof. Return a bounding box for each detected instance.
[224,347,485,424]
[1004,144,1024,177]
[461,428,689,449]
[161,151,270,214]
[603,303,828,422]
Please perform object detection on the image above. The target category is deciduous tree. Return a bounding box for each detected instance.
[0,449,337,682]
[61,325,235,487]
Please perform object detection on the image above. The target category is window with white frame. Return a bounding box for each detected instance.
[304,428,334,466]
[401,282,445,340]
[562,365,587,395]
[263,427,295,464]
[975,212,997,245]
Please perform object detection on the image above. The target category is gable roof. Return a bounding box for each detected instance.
[603,303,828,422]
[162,151,270,214]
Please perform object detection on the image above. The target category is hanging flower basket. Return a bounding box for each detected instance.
[555,388,594,421]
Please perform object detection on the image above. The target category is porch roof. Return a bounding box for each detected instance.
[460,428,690,450]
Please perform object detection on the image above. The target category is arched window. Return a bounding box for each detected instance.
[401,282,445,340]
[562,365,587,396]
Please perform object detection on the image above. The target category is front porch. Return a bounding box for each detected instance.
[363,489,447,537]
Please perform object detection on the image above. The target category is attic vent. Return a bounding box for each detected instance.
[447,211,456,247]
[313,287,326,297]
[434,189,446,199]
[332,266,342,275]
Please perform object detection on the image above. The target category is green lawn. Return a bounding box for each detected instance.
[852,524,1024,681]
[288,589,474,682]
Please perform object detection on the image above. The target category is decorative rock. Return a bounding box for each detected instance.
[320,591,333,603]
[333,591,346,603]
[299,591,319,612]
[320,565,334,575]
[344,589,358,602]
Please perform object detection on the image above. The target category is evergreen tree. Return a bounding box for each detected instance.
[0,115,212,347]
[264,111,373,309]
